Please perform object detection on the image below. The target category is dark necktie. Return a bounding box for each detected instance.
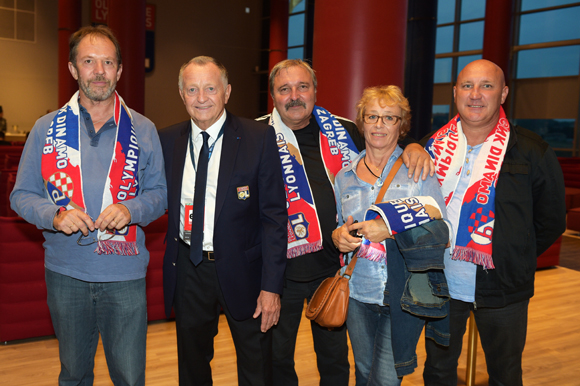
[189,131,210,265]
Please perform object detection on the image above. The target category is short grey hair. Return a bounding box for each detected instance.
[269,59,317,97]
[178,56,229,90]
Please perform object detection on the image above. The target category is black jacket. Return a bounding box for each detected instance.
[159,112,288,320]
[422,124,566,308]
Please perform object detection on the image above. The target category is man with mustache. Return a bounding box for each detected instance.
[10,26,166,385]
[257,59,434,385]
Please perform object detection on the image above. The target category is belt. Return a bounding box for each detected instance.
[179,239,214,261]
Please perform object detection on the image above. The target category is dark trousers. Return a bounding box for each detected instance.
[174,241,273,386]
[272,276,350,386]
[423,298,529,386]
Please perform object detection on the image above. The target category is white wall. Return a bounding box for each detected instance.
[144,0,264,129]
[0,0,264,132]
[0,0,59,133]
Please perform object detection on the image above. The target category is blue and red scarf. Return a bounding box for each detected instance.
[41,91,140,255]
[358,196,444,262]
[270,106,359,258]
[424,108,510,269]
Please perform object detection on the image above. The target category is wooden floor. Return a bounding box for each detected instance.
[1,267,580,385]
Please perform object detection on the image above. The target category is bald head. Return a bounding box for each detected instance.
[458,59,506,88]
[453,59,509,139]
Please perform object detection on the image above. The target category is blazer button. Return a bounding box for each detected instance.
[174,237,178,241]
[173,262,176,266]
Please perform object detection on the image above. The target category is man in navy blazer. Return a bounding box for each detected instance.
[159,56,287,386]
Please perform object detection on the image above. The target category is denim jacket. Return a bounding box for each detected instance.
[387,220,450,377]
[336,147,447,303]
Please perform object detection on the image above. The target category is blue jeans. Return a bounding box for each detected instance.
[423,298,529,386]
[347,298,402,386]
[45,269,147,386]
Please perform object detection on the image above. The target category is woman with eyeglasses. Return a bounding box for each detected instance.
[332,85,449,385]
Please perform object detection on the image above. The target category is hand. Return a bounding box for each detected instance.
[351,218,393,243]
[53,208,94,236]
[253,290,281,333]
[94,204,131,232]
[332,216,363,253]
[401,143,435,182]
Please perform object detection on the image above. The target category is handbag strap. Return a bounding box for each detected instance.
[343,155,404,278]
[343,251,358,278]
[374,156,403,204]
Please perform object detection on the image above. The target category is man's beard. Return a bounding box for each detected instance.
[79,75,116,102]
[285,99,306,110]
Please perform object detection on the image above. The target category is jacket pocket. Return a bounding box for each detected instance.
[340,191,363,222]
[499,161,531,203]
[244,243,262,264]
[501,162,529,175]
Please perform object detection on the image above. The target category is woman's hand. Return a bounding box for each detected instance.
[350,218,393,243]
[332,216,362,253]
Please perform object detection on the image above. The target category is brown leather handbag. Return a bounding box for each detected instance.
[305,157,403,328]
[304,252,358,328]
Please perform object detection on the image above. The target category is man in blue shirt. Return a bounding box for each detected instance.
[10,26,166,385]
[422,59,565,385]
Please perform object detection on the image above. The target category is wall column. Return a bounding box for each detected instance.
[405,0,438,140]
[108,0,146,114]
[268,0,288,112]
[312,0,408,119]
[483,0,514,83]
[58,0,81,107]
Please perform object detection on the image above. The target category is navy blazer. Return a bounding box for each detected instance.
[159,111,287,321]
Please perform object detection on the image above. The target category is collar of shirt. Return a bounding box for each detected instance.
[78,103,116,146]
[190,110,227,150]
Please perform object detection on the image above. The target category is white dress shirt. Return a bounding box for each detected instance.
[179,111,226,251]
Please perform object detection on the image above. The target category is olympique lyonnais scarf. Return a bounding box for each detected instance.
[41,91,140,255]
[424,107,510,269]
[358,196,444,262]
[270,106,359,258]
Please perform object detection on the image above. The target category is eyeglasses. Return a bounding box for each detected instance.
[77,231,115,246]
[363,114,402,126]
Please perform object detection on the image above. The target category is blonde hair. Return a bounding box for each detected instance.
[355,85,411,140]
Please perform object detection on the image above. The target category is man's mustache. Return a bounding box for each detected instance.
[285,99,306,111]
[90,75,109,83]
